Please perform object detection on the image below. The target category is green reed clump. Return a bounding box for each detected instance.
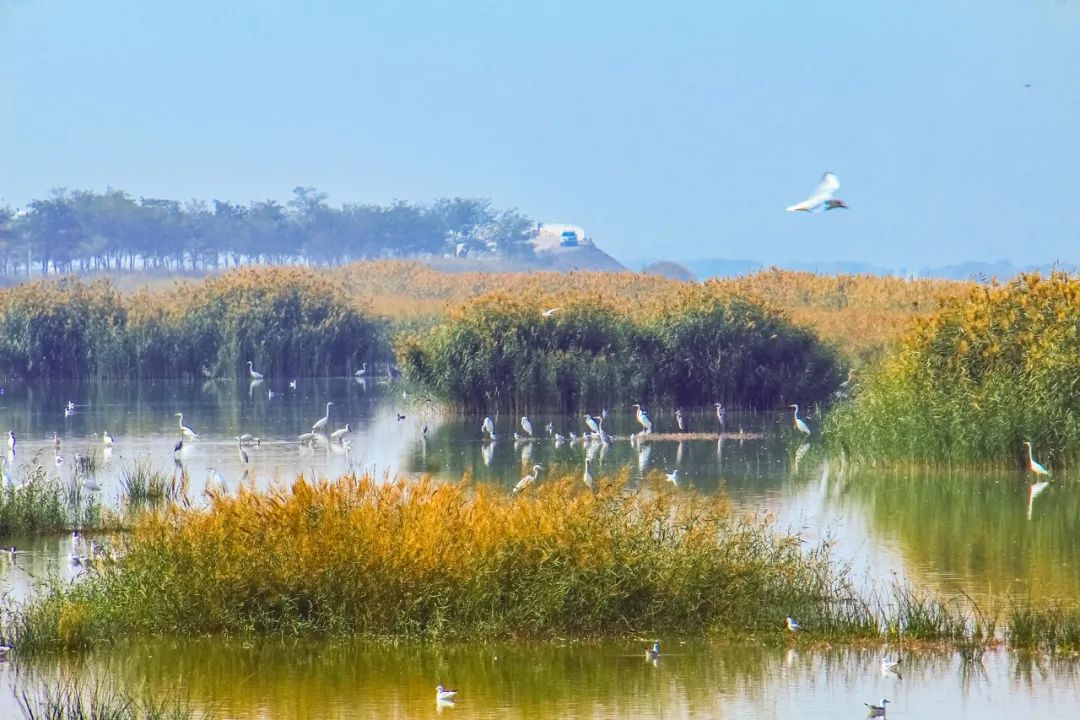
[0,268,386,379]
[16,677,212,720]
[5,473,863,649]
[1007,602,1080,653]
[0,465,69,535]
[119,459,180,511]
[826,271,1080,466]
[399,285,842,412]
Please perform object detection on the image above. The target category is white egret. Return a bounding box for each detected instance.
[544,422,554,435]
[554,433,566,444]
[786,172,849,213]
[513,464,542,493]
[665,469,679,486]
[541,307,562,317]
[66,401,76,411]
[864,699,890,718]
[880,656,902,676]
[289,379,297,390]
[1022,441,1049,476]
[247,361,264,380]
[633,404,653,434]
[645,641,660,660]
[675,408,686,432]
[354,362,367,377]
[330,424,351,442]
[520,416,533,437]
[482,416,496,440]
[786,616,802,633]
[205,468,226,495]
[174,413,198,440]
[788,405,811,435]
[7,432,14,452]
[311,402,333,433]
[103,431,113,448]
[298,432,317,445]
[584,414,600,435]
[715,403,726,427]
[435,685,458,702]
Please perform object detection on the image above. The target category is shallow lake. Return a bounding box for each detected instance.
[0,378,1076,717]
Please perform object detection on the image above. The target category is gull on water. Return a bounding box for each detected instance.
[880,656,902,677]
[435,685,458,702]
[864,699,890,717]
[786,616,802,633]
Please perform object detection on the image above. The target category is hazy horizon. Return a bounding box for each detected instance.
[3,1,1078,269]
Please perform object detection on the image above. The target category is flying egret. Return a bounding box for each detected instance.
[103,431,113,448]
[247,361,264,380]
[482,416,496,440]
[864,699,890,718]
[174,413,198,440]
[786,616,802,633]
[786,172,849,213]
[513,464,542,493]
[880,656,902,677]
[312,402,333,433]
[541,307,562,317]
[1022,441,1049,476]
[521,416,533,437]
[788,405,811,435]
[330,424,351,442]
[435,685,458,701]
[584,414,601,435]
[645,641,660,660]
[354,362,368,377]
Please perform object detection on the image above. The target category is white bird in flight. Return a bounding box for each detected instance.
[541,307,562,317]
[786,172,849,213]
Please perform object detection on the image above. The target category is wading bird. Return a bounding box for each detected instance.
[584,414,601,435]
[715,403,726,428]
[521,416,533,437]
[482,416,496,441]
[247,361,264,380]
[645,641,660,660]
[632,404,653,434]
[312,402,333,433]
[435,685,458,702]
[103,431,113,448]
[1022,441,1049,477]
[788,405,811,435]
[7,432,14,452]
[289,379,297,390]
[675,408,686,432]
[786,172,848,213]
[864,699,890,717]
[354,362,367,377]
[583,458,594,490]
[175,413,199,440]
[330,424,351,442]
[513,464,542,493]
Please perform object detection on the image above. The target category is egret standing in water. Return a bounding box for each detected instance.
[1022,441,1049,477]
[520,416,533,437]
[247,361,264,380]
[645,641,660,660]
[330,424,351,442]
[788,405,811,436]
[631,404,653,434]
[584,414,601,435]
[174,413,199,440]
[103,431,114,448]
[482,416,496,441]
[311,402,333,434]
[354,362,367,377]
[675,408,686,432]
[715,403,726,428]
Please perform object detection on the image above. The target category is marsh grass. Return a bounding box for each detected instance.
[0,456,109,535]
[119,459,181,511]
[826,271,1080,466]
[16,676,212,720]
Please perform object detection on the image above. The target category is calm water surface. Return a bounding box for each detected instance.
[0,378,1076,717]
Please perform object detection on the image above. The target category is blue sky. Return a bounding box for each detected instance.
[2,1,1078,269]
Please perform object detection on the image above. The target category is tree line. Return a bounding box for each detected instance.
[0,187,536,276]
